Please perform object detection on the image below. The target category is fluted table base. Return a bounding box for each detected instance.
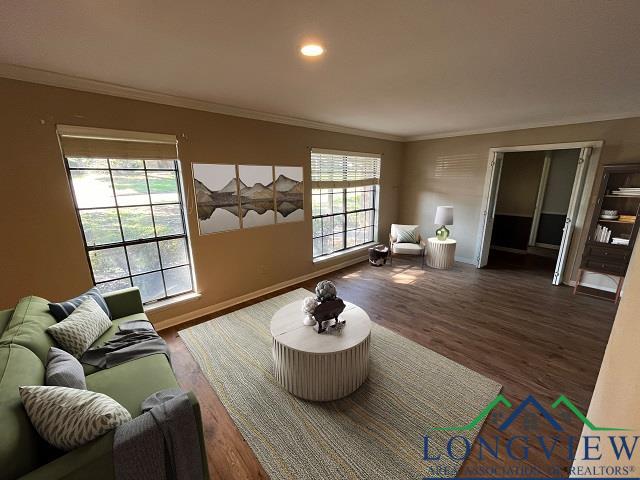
[270,301,372,401]
[272,334,370,401]
[426,237,457,269]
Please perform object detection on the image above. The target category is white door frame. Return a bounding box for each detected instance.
[475,140,604,285]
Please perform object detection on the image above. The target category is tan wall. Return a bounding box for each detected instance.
[0,78,404,324]
[495,151,545,216]
[401,117,640,270]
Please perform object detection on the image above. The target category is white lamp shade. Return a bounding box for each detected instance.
[434,206,454,225]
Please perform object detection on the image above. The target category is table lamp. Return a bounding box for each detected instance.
[434,206,454,241]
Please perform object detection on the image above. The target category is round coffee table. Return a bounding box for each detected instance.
[270,300,371,401]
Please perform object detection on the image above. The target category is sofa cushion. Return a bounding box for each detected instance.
[0,309,13,337]
[102,288,144,320]
[0,296,57,364]
[18,431,115,480]
[0,344,46,480]
[48,287,111,322]
[81,313,150,376]
[86,354,178,417]
[46,347,86,389]
[393,242,424,255]
[19,386,131,451]
[47,298,112,358]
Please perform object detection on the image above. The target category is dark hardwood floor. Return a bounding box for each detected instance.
[162,255,617,479]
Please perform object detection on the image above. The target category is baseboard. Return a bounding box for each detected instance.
[455,256,476,265]
[154,254,368,331]
[534,243,560,250]
[491,246,528,255]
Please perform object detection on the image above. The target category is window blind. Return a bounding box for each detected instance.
[311,149,381,188]
[57,126,178,160]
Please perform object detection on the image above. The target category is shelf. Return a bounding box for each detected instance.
[574,285,617,302]
[598,219,635,224]
[604,195,640,199]
[587,240,631,249]
[591,242,630,247]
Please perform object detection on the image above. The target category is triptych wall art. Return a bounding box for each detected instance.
[192,164,304,235]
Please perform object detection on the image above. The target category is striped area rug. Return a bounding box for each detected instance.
[179,288,501,479]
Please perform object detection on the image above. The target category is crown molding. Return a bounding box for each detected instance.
[405,112,640,142]
[3,63,639,143]
[0,63,404,142]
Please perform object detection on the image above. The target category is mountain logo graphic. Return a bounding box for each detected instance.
[431,394,629,432]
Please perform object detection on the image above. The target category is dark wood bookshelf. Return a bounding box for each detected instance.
[574,164,640,302]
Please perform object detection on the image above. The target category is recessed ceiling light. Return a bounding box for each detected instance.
[300,44,324,57]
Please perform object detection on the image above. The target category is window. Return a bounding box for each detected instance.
[311,149,381,259]
[59,127,195,304]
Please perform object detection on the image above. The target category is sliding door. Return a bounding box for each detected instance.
[552,147,592,285]
[477,152,503,267]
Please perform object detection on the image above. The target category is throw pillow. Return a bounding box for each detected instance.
[46,347,87,390]
[395,226,418,243]
[46,298,112,358]
[19,385,131,451]
[49,286,111,322]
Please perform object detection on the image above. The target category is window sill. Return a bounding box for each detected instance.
[313,242,377,264]
[144,291,201,313]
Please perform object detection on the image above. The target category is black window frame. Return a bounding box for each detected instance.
[64,157,195,304]
[312,185,378,259]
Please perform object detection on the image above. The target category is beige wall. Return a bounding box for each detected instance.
[495,151,545,216]
[0,78,404,324]
[401,117,640,270]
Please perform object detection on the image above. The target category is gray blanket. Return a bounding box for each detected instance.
[81,320,170,369]
[113,388,204,480]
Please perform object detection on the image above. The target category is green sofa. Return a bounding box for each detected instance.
[0,287,208,480]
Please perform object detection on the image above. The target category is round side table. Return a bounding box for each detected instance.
[270,300,371,401]
[426,237,456,269]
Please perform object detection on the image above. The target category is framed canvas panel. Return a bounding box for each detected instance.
[192,163,241,235]
[238,165,275,228]
[275,166,304,223]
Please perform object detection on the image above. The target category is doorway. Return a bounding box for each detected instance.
[476,141,603,285]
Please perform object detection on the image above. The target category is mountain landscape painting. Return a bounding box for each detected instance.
[238,165,275,228]
[275,166,304,223]
[192,163,241,234]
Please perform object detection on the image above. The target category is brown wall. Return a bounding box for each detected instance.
[400,117,640,275]
[0,78,404,324]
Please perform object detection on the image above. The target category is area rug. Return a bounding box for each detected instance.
[179,288,501,479]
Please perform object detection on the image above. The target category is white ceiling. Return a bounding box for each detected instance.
[1,0,640,140]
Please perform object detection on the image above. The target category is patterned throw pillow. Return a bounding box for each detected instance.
[48,287,111,322]
[46,298,112,358]
[19,386,131,451]
[395,225,418,243]
[46,347,87,389]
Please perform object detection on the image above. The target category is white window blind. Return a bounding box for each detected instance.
[311,149,381,188]
[58,125,178,160]
[57,126,196,304]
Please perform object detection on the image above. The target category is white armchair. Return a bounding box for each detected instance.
[389,224,426,268]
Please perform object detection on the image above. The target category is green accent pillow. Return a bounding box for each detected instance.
[396,227,418,243]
